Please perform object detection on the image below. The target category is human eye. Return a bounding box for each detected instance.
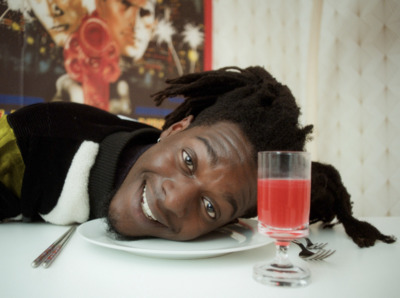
[140,8,151,17]
[202,197,216,219]
[182,150,194,172]
[51,4,64,17]
[122,0,132,8]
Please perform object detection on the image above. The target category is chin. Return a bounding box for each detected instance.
[124,46,145,61]
[105,213,141,240]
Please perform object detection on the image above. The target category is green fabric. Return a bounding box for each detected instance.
[0,115,25,198]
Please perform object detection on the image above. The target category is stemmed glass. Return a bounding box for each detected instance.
[253,151,311,287]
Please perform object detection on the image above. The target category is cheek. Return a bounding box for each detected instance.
[140,145,177,173]
[174,220,211,241]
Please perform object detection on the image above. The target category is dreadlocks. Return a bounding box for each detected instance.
[153,66,396,248]
[153,66,313,161]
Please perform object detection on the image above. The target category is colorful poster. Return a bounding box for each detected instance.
[0,0,212,128]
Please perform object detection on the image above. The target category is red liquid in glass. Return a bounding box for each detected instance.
[258,178,310,235]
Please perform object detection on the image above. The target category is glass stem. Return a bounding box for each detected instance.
[272,240,293,268]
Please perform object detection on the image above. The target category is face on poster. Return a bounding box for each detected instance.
[0,0,210,127]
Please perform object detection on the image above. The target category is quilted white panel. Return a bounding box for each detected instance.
[212,0,400,216]
[316,0,400,216]
[212,0,312,111]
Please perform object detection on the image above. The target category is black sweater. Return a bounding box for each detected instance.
[1,102,160,224]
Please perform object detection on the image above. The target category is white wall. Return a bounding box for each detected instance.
[212,0,400,217]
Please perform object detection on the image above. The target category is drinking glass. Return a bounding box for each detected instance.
[253,151,311,287]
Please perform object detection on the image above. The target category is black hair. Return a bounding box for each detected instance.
[152,66,396,248]
[153,66,313,160]
[152,66,312,218]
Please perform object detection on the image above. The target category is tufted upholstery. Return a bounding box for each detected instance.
[212,0,400,217]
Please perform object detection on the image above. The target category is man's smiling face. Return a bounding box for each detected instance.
[107,117,257,241]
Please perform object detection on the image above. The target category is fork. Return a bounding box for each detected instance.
[304,237,327,250]
[292,240,336,261]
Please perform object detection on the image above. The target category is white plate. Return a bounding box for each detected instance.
[78,218,272,259]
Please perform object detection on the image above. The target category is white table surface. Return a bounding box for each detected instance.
[1,217,399,298]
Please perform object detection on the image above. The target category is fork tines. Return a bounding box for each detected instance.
[303,249,336,261]
[304,238,328,250]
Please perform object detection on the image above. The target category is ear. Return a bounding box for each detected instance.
[160,115,194,139]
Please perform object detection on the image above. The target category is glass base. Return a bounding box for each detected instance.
[253,262,310,287]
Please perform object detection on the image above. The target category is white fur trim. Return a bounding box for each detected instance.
[117,114,138,122]
[4,214,22,222]
[40,141,99,225]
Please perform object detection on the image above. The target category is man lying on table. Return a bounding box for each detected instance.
[0,66,395,247]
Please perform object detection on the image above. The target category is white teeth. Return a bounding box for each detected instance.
[141,186,158,222]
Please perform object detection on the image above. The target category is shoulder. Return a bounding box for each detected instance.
[8,102,159,139]
[8,102,120,123]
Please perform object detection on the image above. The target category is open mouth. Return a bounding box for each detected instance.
[141,185,158,222]
[51,24,70,33]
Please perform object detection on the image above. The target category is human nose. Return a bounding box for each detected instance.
[127,7,139,29]
[160,178,198,218]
